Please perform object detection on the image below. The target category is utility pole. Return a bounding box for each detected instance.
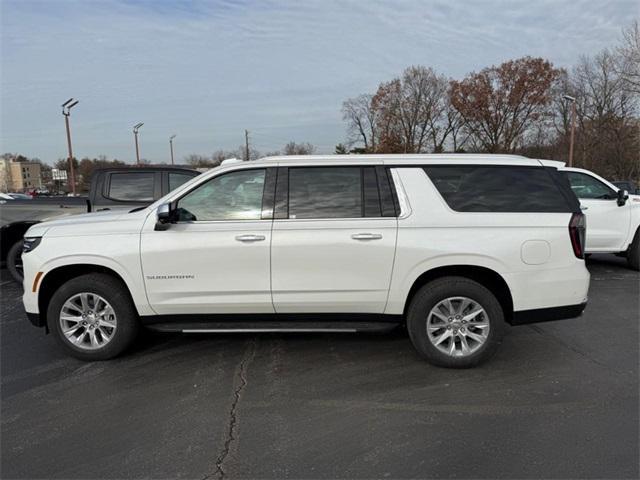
[244,129,250,161]
[563,95,577,167]
[61,98,79,195]
[133,122,144,165]
[169,134,176,165]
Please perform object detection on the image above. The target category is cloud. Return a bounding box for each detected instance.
[1,0,636,163]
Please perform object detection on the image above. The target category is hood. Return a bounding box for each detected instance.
[27,209,148,238]
[40,209,127,226]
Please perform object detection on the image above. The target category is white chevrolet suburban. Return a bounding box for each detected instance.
[22,155,590,368]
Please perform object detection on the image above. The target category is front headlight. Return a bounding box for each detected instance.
[22,237,42,254]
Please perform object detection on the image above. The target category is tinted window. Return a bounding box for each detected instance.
[565,172,616,199]
[424,166,570,212]
[169,172,195,191]
[288,167,362,219]
[108,173,155,201]
[177,169,265,221]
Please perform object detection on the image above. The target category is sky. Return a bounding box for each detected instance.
[1,0,638,165]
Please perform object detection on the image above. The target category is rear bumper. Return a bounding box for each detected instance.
[510,301,587,326]
[504,264,590,312]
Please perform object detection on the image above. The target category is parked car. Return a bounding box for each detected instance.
[612,180,639,195]
[7,193,33,200]
[540,162,640,270]
[22,154,589,367]
[1,166,199,283]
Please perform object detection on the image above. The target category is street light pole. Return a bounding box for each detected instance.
[133,122,144,165]
[61,98,79,195]
[169,134,176,165]
[563,95,577,167]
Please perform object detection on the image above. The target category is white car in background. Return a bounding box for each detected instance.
[542,161,640,270]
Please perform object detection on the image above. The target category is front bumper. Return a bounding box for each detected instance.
[510,301,587,326]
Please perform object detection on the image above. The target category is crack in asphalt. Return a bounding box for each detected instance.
[204,338,257,480]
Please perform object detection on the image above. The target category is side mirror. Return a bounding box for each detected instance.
[155,203,175,230]
[617,189,629,207]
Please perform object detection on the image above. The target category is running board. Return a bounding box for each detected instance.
[145,321,400,334]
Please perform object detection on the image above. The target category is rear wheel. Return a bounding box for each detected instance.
[47,273,139,360]
[627,228,639,271]
[407,277,506,368]
[7,240,24,284]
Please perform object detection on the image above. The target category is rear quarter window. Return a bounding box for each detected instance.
[423,166,571,213]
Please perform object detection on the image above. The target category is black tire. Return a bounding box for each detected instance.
[406,276,506,368]
[47,273,139,361]
[627,228,639,271]
[7,240,24,285]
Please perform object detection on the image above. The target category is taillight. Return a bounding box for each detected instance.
[569,212,586,259]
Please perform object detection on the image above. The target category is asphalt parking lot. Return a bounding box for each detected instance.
[1,255,638,479]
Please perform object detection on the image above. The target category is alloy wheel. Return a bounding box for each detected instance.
[59,293,117,350]
[426,296,490,357]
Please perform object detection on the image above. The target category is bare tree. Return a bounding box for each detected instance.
[342,94,378,152]
[426,79,468,152]
[184,154,213,168]
[571,49,639,179]
[283,141,315,155]
[617,20,640,96]
[372,66,449,153]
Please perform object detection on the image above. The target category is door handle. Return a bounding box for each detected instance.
[580,206,589,210]
[351,233,383,240]
[235,234,266,242]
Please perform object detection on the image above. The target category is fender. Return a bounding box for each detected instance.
[36,254,154,316]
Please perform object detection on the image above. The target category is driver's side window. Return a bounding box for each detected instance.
[177,169,266,221]
[566,172,616,200]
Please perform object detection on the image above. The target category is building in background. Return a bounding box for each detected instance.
[0,156,42,192]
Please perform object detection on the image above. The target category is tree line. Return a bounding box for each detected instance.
[182,141,316,168]
[340,21,639,181]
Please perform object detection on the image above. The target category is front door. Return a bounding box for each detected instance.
[270,166,398,313]
[565,171,631,251]
[141,168,274,315]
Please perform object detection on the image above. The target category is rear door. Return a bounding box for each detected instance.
[564,170,630,251]
[270,165,398,313]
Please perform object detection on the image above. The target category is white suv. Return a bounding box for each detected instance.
[22,155,590,368]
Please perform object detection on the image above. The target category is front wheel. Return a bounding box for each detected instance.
[407,277,506,368]
[47,273,139,361]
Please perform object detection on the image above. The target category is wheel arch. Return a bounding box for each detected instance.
[402,265,514,324]
[37,264,140,328]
